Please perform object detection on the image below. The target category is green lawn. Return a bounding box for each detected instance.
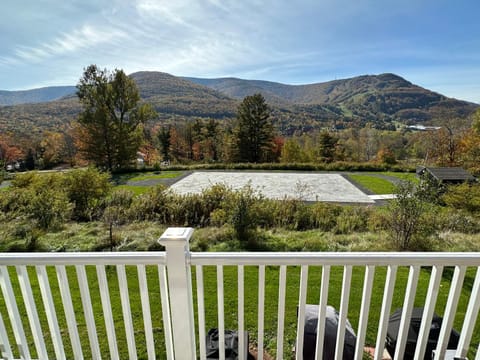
[348,174,396,194]
[1,263,478,359]
[348,172,419,194]
[115,184,151,196]
[382,171,419,183]
[113,171,182,184]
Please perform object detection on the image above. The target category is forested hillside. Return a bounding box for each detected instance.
[0,72,477,136]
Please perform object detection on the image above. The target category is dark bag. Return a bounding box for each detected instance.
[206,328,240,360]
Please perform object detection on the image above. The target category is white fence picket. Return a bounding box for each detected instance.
[295,265,309,360]
[335,266,352,360]
[354,265,374,360]
[16,266,48,359]
[36,265,66,359]
[217,265,225,360]
[315,265,330,360]
[0,312,14,360]
[158,265,174,360]
[96,265,119,360]
[138,265,155,360]
[257,265,266,360]
[117,265,137,360]
[56,265,83,360]
[196,265,206,360]
[0,266,30,359]
[276,265,287,360]
[238,265,245,360]
[76,265,101,359]
[414,265,443,360]
[374,265,397,360]
[434,266,466,359]
[457,267,480,358]
[394,265,420,360]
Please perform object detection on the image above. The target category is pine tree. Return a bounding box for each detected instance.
[233,93,274,163]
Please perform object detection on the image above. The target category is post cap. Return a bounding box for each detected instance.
[158,227,194,245]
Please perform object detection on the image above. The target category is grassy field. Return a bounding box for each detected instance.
[381,171,419,183]
[1,262,478,359]
[347,171,419,194]
[347,174,396,194]
[111,171,184,196]
[112,171,183,184]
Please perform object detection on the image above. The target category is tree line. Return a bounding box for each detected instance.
[1,65,480,174]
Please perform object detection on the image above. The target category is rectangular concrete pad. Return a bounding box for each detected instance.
[170,171,374,203]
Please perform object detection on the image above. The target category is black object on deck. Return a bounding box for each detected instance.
[303,305,357,360]
[386,307,460,360]
[206,328,250,360]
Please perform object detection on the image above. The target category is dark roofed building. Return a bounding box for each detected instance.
[416,166,476,184]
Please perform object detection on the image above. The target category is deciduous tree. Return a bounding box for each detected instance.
[76,65,156,170]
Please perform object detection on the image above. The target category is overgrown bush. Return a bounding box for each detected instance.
[333,206,371,234]
[131,185,171,222]
[64,167,111,221]
[386,181,437,250]
[442,183,480,214]
[227,186,261,247]
[4,172,72,230]
[310,202,342,231]
[103,189,135,250]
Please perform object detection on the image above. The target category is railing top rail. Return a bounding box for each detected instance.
[0,252,167,266]
[1,251,480,266]
[190,252,480,266]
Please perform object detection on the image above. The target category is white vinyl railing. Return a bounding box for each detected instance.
[1,227,480,360]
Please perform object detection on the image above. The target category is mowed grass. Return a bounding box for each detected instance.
[1,263,479,359]
[113,171,183,195]
[127,171,182,182]
[113,171,183,185]
[382,171,419,183]
[115,184,150,195]
[348,174,396,194]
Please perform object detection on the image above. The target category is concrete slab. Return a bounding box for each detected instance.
[169,171,375,203]
[369,194,397,200]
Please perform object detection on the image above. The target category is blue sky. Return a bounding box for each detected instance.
[1,0,479,103]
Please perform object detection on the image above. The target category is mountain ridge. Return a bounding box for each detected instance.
[0,86,76,106]
[0,71,477,136]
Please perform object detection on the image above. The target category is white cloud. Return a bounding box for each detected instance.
[4,24,129,65]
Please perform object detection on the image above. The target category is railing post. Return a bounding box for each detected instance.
[159,227,196,360]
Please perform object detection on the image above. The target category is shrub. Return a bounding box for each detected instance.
[386,181,437,250]
[26,186,72,230]
[309,203,342,232]
[333,206,371,234]
[64,167,111,221]
[131,185,171,222]
[103,189,135,250]
[226,185,261,247]
[6,172,72,230]
[442,183,480,214]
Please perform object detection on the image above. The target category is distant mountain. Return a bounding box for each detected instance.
[185,73,478,124]
[0,72,477,136]
[130,71,238,118]
[0,86,76,106]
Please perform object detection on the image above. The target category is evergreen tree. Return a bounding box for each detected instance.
[158,126,171,161]
[76,65,156,170]
[233,94,274,163]
[234,94,273,163]
[318,131,338,163]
